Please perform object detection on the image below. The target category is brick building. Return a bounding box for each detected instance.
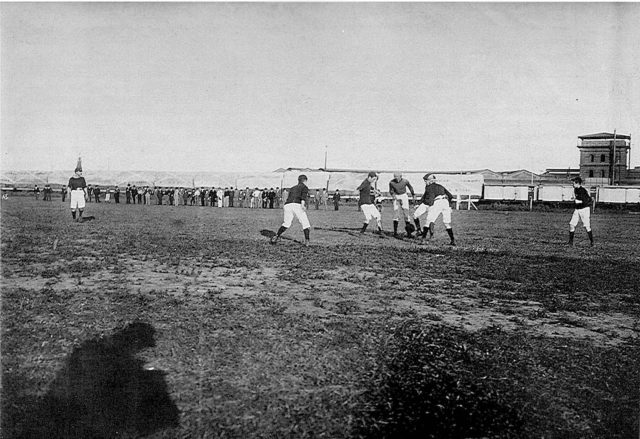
[576,132,635,185]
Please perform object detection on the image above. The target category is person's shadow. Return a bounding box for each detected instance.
[21,322,179,438]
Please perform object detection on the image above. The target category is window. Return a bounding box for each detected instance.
[600,154,606,162]
[601,170,606,178]
[590,154,595,162]
[589,170,594,178]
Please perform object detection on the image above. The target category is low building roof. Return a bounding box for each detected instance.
[578,132,631,140]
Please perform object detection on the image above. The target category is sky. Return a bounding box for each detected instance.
[2,2,639,174]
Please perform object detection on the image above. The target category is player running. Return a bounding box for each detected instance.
[357,172,384,235]
[389,172,416,238]
[414,173,456,245]
[569,177,594,246]
[270,174,312,246]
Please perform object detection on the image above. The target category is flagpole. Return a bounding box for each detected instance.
[324,145,327,170]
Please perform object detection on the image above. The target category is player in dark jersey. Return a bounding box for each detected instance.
[357,172,383,235]
[414,174,456,245]
[270,175,311,246]
[389,173,416,237]
[569,177,594,246]
[67,158,88,221]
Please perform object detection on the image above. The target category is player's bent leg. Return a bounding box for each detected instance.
[445,223,455,246]
[271,225,288,244]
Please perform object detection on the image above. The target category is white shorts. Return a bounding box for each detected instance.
[426,197,452,225]
[361,203,381,224]
[70,190,86,209]
[570,206,591,231]
[392,193,411,219]
[413,203,429,220]
[283,203,311,229]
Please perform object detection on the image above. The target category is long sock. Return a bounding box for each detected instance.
[414,218,421,231]
[277,226,287,236]
[303,228,310,241]
[429,223,435,237]
[569,231,575,245]
[78,210,83,219]
[393,220,398,234]
[447,228,455,243]
[361,223,368,233]
[421,227,428,238]
[71,211,76,219]
[587,230,593,244]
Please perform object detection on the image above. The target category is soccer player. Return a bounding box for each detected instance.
[389,172,416,237]
[569,177,594,246]
[68,159,88,222]
[415,174,456,245]
[270,174,311,246]
[357,172,383,235]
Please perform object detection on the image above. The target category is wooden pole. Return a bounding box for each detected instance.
[324,145,327,170]
[612,129,617,185]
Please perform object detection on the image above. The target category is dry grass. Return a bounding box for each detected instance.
[2,196,639,438]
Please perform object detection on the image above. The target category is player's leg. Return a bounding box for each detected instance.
[400,195,414,237]
[568,209,580,245]
[580,208,593,246]
[361,204,374,233]
[70,192,77,220]
[271,204,294,244]
[372,205,383,233]
[413,203,428,238]
[442,204,455,246]
[296,206,312,246]
[425,203,441,239]
[392,197,400,236]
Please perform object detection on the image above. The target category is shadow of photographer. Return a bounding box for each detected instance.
[18,322,179,438]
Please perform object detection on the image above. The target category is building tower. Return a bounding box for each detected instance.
[577,132,631,185]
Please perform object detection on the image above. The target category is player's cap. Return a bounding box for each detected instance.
[74,157,83,173]
[423,173,436,181]
[368,171,378,178]
[572,176,583,184]
[298,174,308,182]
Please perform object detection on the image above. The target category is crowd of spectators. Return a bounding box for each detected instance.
[30,183,343,210]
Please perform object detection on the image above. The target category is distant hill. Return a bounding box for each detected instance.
[0,170,284,189]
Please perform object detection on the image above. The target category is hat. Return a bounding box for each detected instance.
[368,171,377,178]
[74,157,83,173]
[572,176,583,184]
[423,173,435,181]
[298,174,308,182]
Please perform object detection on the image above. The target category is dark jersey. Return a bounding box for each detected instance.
[574,186,592,208]
[420,183,453,206]
[389,178,414,196]
[285,183,309,205]
[357,179,373,205]
[68,176,87,191]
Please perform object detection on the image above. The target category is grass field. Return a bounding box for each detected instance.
[2,196,639,438]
